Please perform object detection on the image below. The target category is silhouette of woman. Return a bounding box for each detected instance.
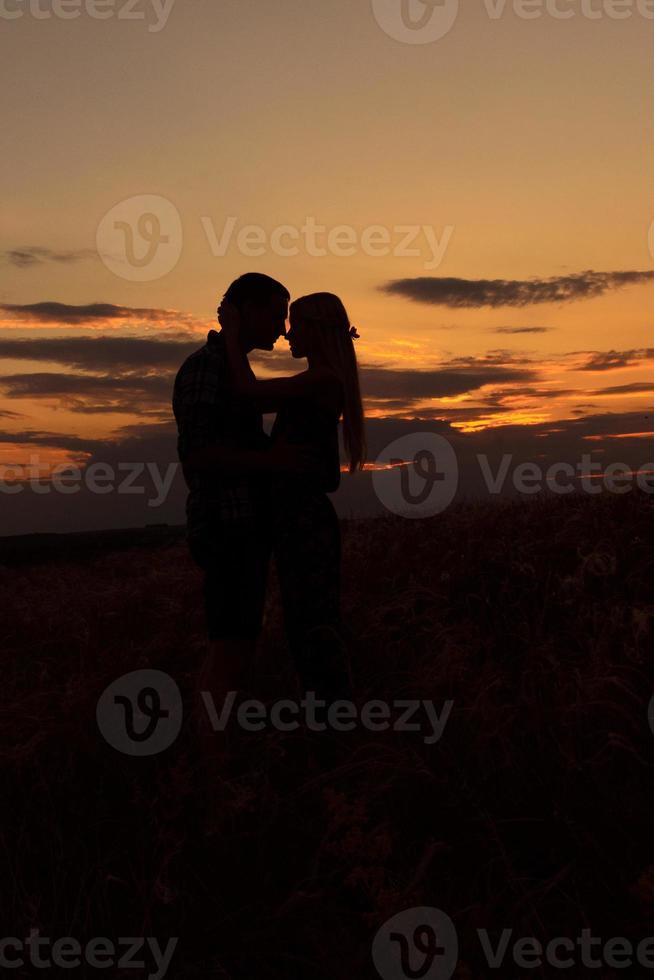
[218,293,366,701]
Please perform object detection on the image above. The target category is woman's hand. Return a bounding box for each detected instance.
[217,300,240,335]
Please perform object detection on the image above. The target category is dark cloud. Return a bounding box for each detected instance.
[447,351,535,367]
[592,383,654,396]
[2,247,96,268]
[493,326,554,334]
[0,334,200,416]
[111,419,177,440]
[359,398,412,413]
[361,364,538,403]
[0,372,173,415]
[1,362,537,416]
[70,405,171,418]
[0,334,200,372]
[481,386,579,403]
[0,428,106,453]
[526,411,654,440]
[578,349,654,371]
[0,328,648,447]
[363,400,512,422]
[0,372,170,398]
[380,271,654,308]
[0,301,192,325]
[0,337,538,412]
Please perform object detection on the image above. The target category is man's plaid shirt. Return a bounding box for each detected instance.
[172,329,270,539]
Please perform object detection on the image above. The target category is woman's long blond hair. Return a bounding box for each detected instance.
[290,292,366,473]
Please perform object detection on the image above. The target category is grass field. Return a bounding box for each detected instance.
[2,492,654,978]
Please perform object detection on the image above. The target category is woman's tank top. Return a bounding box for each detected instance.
[271,396,342,494]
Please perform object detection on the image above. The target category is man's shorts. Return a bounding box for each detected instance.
[188,520,271,641]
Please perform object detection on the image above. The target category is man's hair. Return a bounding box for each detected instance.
[224,273,290,309]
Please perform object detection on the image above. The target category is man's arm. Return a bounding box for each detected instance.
[173,354,312,479]
[183,441,302,477]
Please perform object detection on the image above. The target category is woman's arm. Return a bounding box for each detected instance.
[218,301,324,411]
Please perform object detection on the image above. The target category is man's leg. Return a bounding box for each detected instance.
[194,524,270,743]
[199,636,256,705]
[192,637,255,759]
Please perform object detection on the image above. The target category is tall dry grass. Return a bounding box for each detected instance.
[1,493,654,978]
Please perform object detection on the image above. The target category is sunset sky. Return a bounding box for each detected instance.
[2,0,654,498]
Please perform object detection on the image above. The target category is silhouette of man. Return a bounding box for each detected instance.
[172,273,293,698]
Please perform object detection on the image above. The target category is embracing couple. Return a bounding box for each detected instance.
[172,273,366,706]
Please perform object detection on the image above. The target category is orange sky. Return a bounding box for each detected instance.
[1,0,653,471]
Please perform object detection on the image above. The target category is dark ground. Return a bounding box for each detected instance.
[1,493,654,978]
